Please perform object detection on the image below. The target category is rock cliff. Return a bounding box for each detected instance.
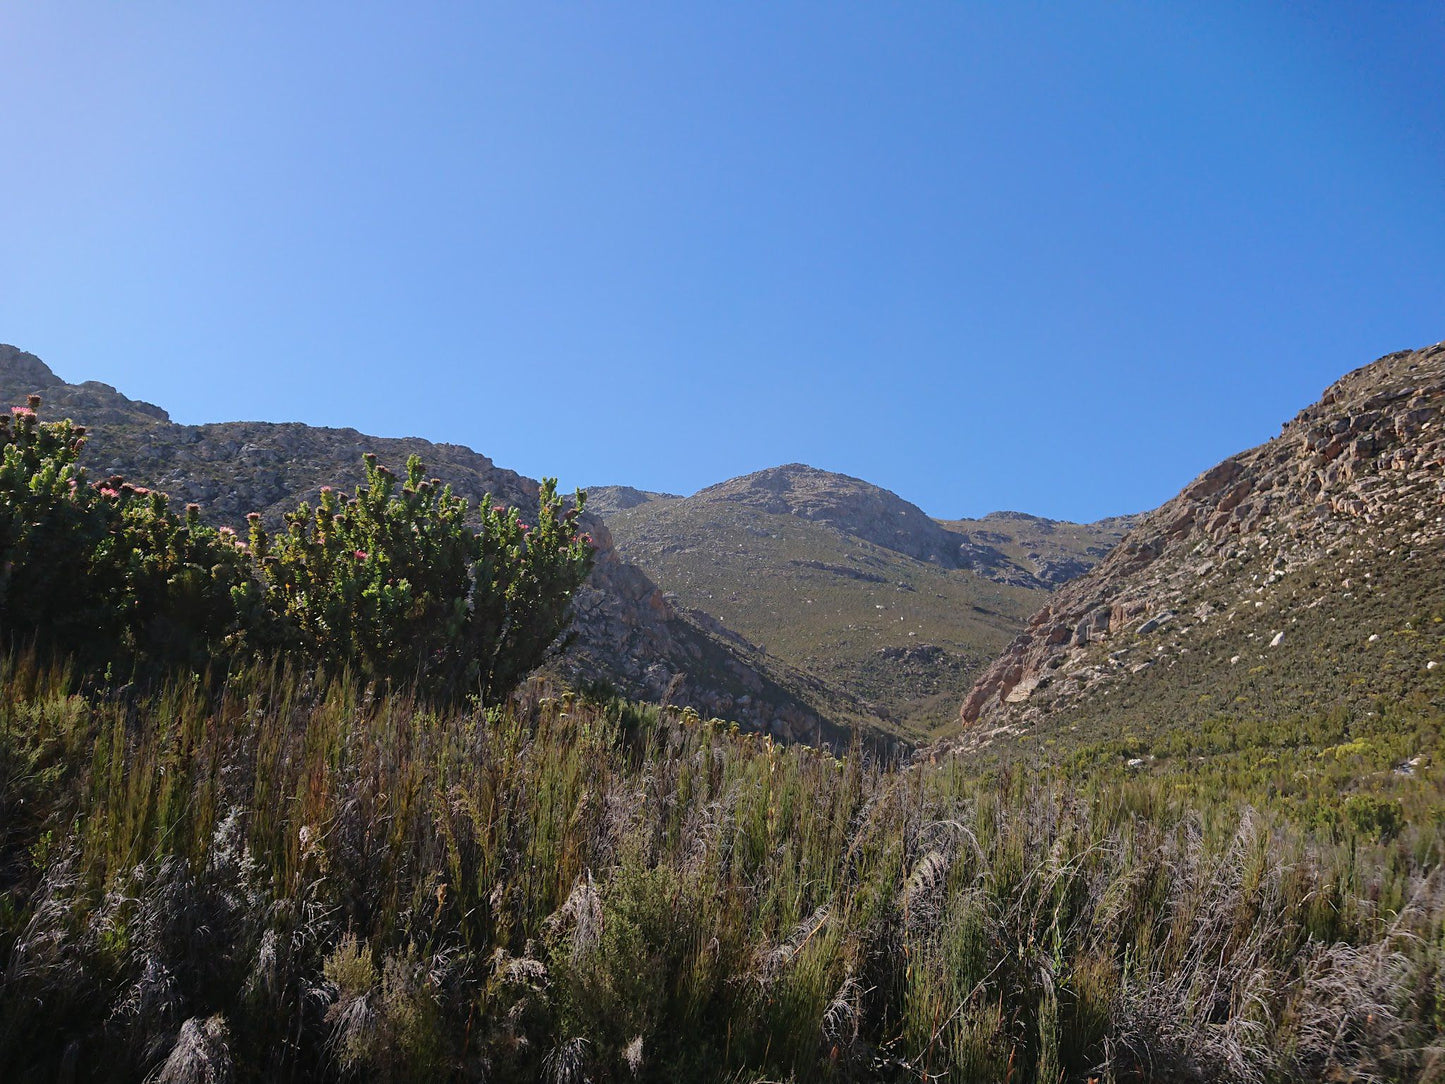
[960,341,1445,738]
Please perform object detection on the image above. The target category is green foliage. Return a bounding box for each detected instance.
[0,399,257,671]
[0,400,593,703]
[1,658,1441,1083]
[1343,794,1405,842]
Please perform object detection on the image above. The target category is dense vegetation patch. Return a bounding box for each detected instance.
[1,659,1443,1082]
[0,400,593,703]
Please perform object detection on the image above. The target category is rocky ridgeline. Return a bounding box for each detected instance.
[602,464,1130,591]
[961,340,1445,729]
[582,485,682,515]
[940,510,1137,588]
[694,463,974,568]
[0,345,848,746]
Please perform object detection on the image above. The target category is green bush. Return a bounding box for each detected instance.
[0,398,257,671]
[249,452,592,700]
[1,400,593,703]
[1343,793,1404,842]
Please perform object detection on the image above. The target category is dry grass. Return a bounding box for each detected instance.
[2,653,1443,1082]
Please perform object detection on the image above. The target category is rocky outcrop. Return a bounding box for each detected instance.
[0,344,850,747]
[960,341,1445,728]
[582,485,681,516]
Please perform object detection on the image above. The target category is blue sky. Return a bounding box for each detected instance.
[1,3,1441,521]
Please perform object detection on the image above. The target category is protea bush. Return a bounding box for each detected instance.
[250,452,592,701]
[0,398,257,672]
[0,400,593,703]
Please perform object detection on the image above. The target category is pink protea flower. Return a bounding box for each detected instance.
[10,406,34,417]
[320,486,333,494]
[354,549,368,561]
[218,526,236,537]
[518,522,530,531]
[493,505,507,515]
[98,487,120,498]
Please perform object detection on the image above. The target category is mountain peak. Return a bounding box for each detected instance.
[694,463,968,567]
[0,343,63,391]
[582,485,682,516]
[2,345,172,425]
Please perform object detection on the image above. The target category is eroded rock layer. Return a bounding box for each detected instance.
[961,341,1445,731]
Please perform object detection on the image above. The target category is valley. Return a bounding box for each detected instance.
[593,468,1128,738]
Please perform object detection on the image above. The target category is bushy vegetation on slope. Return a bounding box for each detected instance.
[0,400,592,703]
[2,658,1443,1083]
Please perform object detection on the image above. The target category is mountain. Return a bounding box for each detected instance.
[959,340,1445,755]
[0,344,877,749]
[937,510,1139,587]
[594,464,1130,739]
[585,485,683,514]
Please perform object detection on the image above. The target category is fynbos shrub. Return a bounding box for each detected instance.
[1,400,593,702]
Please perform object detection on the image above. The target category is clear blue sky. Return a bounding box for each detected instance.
[2,4,1441,521]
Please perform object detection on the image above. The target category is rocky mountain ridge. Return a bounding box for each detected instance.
[960,340,1445,746]
[584,485,682,514]
[593,464,1133,592]
[939,510,1139,588]
[0,344,866,748]
[693,463,980,570]
[593,466,1130,739]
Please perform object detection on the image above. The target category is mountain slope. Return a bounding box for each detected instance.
[937,510,1138,586]
[597,465,1130,739]
[0,344,878,748]
[959,340,1445,757]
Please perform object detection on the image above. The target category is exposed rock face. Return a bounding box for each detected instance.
[960,341,1445,729]
[582,485,682,516]
[0,345,852,747]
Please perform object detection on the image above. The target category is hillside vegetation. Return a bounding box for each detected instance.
[597,467,1127,740]
[3,659,1443,1083]
[604,496,1035,739]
